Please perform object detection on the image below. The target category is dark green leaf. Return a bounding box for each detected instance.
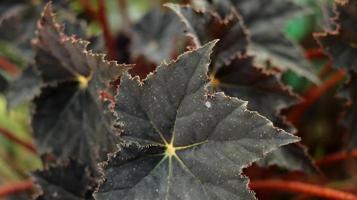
[94,41,299,200]
[31,3,129,170]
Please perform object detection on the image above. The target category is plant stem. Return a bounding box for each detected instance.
[250,179,357,200]
[79,0,117,59]
[305,48,325,60]
[287,69,346,125]
[97,0,117,59]
[0,126,36,154]
[316,149,357,166]
[0,180,33,197]
[0,56,20,76]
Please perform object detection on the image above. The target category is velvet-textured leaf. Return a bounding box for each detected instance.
[31,4,128,169]
[315,0,357,72]
[167,4,248,68]
[94,41,299,200]
[214,56,316,172]
[5,65,42,109]
[33,160,95,200]
[206,0,319,83]
[0,1,91,66]
[167,4,315,172]
[131,8,184,63]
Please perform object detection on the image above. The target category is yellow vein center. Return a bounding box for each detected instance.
[165,143,176,157]
[77,74,92,89]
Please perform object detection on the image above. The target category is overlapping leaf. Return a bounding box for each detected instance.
[168,4,316,172]
[205,0,319,83]
[131,7,184,63]
[339,72,357,148]
[33,160,95,200]
[31,4,128,170]
[5,65,42,109]
[94,41,299,200]
[0,1,40,64]
[167,4,248,69]
[315,0,357,72]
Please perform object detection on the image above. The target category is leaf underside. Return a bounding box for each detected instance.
[95,41,298,200]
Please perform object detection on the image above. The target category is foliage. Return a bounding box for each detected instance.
[0,0,356,200]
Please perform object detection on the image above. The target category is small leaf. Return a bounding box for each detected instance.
[31,3,129,170]
[5,65,42,109]
[94,41,298,199]
[131,8,184,63]
[315,0,357,72]
[33,160,95,200]
[206,0,319,83]
[0,2,41,63]
[167,4,248,68]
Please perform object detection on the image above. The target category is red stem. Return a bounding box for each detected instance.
[250,180,357,200]
[287,69,346,125]
[316,149,357,166]
[319,62,333,78]
[305,48,326,60]
[0,181,33,197]
[0,56,20,76]
[97,0,117,59]
[0,126,36,154]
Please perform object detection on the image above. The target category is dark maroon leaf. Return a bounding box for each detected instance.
[206,0,319,83]
[131,7,184,64]
[167,4,248,68]
[33,160,95,200]
[339,72,357,148]
[31,3,129,170]
[167,4,315,173]
[315,0,357,72]
[94,41,298,200]
[5,65,42,109]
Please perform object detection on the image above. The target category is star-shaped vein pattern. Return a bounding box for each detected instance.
[95,41,298,200]
[31,3,128,170]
